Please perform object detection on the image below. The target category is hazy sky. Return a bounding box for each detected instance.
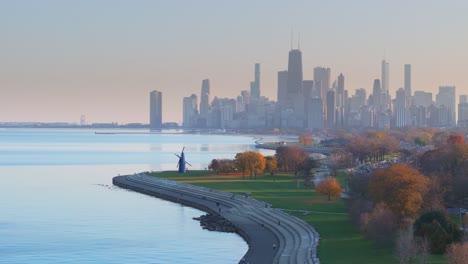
[1,1,468,124]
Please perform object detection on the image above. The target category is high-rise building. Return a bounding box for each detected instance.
[326,90,335,128]
[394,88,410,127]
[306,97,323,129]
[277,70,288,107]
[287,50,303,94]
[302,80,315,99]
[436,86,456,127]
[381,60,389,93]
[458,95,468,128]
[314,67,331,100]
[250,63,261,100]
[372,79,382,110]
[404,64,411,106]
[336,73,345,107]
[414,91,432,107]
[149,90,162,129]
[200,79,210,117]
[182,94,198,128]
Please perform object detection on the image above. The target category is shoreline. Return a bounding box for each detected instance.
[113,173,320,264]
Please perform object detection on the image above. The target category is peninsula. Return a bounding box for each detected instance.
[113,173,320,264]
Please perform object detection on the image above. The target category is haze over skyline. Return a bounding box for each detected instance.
[2,1,468,124]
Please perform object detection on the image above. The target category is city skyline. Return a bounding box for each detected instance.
[1,1,468,124]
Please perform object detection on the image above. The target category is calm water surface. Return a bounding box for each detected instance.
[0,129,274,263]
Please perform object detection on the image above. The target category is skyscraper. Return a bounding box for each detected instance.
[326,90,335,128]
[458,95,468,127]
[277,70,288,107]
[149,90,162,129]
[200,79,210,117]
[182,94,198,128]
[287,50,303,94]
[372,79,382,111]
[381,60,389,93]
[250,63,261,100]
[404,64,411,106]
[436,86,456,127]
[314,67,331,100]
[336,73,345,107]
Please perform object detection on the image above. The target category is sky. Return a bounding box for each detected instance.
[1,0,468,124]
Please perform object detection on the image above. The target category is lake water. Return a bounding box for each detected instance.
[0,129,274,264]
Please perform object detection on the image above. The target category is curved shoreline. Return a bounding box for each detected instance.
[113,174,320,264]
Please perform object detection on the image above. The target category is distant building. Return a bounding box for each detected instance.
[314,67,331,102]
[436,86,456,127]
[200,79,211,117]
[150,90,162,129]
[306,97,323,129]
[182,94,198,128]
[381,60,389,93]
[277,70,289,108]
[413,91,432,107]
[326,90,335,128]
[250,63,261,100]
[404,64,411,106]
[287,50,303,94]
[458,95,468,128]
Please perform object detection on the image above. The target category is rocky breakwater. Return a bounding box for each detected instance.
[193,213,237,233]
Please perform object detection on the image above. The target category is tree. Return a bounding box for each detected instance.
[275,146,308,175]
[360,203,399,245]
[212,159,236,174]
[265,156,277,175]
[446,243,468,264]
[413,211,463,254]
[209,159,219,171]
[316,177,342,201]
[447,134,464,145]
[369,164,429,218]
[234,151,266,179]
[298,132,314,145]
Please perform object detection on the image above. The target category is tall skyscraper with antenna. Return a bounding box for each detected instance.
[381,60,389,93]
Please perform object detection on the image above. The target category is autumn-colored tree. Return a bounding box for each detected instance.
[298,132,314,145]
[265,156,277,175]
[447,134,465,145]
[446,243,468,264]
[316,177,342,201]
[418,143,468,203]
[369,164,429,218]
[275,146,308,175]
[234,151,266,179]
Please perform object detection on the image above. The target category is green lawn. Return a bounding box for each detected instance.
[149,171,446,264]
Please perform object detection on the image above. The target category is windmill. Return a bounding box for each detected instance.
[175,147,192,173]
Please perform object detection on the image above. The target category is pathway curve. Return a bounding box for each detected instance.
[113,174,320,264]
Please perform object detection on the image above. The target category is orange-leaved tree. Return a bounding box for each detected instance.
[369,164,429,218]
[234,151,266,179]
[275,146,308,175]
[298,132,314,145]
[316,177,342,201]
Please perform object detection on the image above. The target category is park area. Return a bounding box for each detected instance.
[150,170,446,264]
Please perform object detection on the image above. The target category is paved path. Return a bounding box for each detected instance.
[113,174,320,264]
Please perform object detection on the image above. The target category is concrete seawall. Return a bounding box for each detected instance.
[113,174,320,264]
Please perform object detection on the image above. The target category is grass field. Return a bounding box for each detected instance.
[149,171,446,264]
